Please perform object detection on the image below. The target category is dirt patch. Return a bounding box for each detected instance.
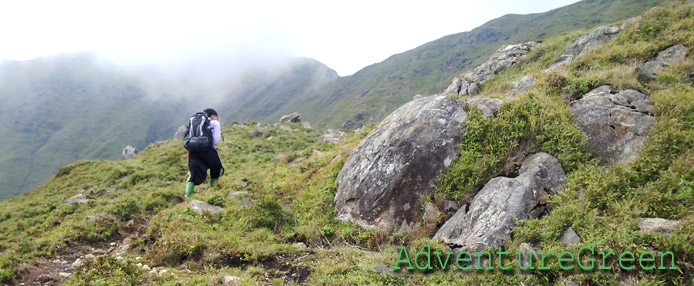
[260,253,312,285]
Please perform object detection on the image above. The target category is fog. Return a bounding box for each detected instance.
[0,0,580,77]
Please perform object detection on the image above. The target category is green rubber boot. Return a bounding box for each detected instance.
[210,178,218,187]
[185,182,194,199]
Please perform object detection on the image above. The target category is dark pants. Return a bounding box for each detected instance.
[187,149,223,185]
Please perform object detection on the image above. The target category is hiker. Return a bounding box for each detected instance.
[184,108,224,198]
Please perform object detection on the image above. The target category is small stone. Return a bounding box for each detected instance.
[638,218,680,234]
[149,269,158,275]
[137,263,142,267]
[109,242,116,246]
[85,254,95,260]
[135,256,142,261]
[142,265,150,270]
[329,155,343,164]
[292,242,307,249]
[312,150,324,157]
[159,269,168,274]
[270,154,288,163]
[64,193,88,205]
[115,244,130,255]
[373,265,392,274]
[286,157,305,167]
[58,272,71,278]
[71,258,83,268]
[222,275,242,286]
[559,227,582,246]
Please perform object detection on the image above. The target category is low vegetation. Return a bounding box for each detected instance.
[0,1,692,285]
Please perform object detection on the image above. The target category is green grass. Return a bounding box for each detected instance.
[0,1,692,285]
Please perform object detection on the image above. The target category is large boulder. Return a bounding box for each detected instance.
[121,146,139,160]
[173,125,188,140]
[435,153,566,248]
[334,95,467,231]
[278,112,301,123]
[571,86,655,165]
[636,44,688,83]
[548,26,620,71]
[465,42,537,85]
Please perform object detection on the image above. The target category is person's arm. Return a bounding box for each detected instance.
[211,120,222,149]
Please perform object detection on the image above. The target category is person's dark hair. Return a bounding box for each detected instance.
[204,108,218,117]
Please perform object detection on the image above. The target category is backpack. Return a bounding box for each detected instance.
[183,112,213,152]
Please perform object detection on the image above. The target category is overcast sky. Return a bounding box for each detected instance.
[0,0,580,76]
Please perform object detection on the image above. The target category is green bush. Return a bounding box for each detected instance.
[436,94,588,199]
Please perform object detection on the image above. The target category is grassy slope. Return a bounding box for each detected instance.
[0,1,692,285]
[268,0,665,129]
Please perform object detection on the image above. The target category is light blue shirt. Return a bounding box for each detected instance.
[210,119,221,149]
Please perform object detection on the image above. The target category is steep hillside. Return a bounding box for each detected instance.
[0,1,692,285]
[266,0,665,129]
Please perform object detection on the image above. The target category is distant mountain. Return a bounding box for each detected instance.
[248,0,665,128]
[0,55,337,200]
[220,57,339,123]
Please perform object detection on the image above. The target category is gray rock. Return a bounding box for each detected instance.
[312,150,324,157]
[292,242,307,249]
[220,146,229,152]
[58,272,71,278]
[279,125,293,132]
[287,157,305,167]
[301,122,312,129]
[636,63,658,83]
[465,42,537,85]
[173,125,188,140]
[435,153,566,248]
[506,75,538,97]
[189,200,223,215]
[443,200,460,214]
[563,279,579,286]
[278,112,301,123]
[413,94,424,100]
[638,218,680,234]
[155,140,167,147]
[227,191,249,199]
[316,129,348,144]
[373,265,393,274]
[72,258,83,268]
[443,77,479,97]
[559,227,581,246]
[465,97,503,118]
[637,44,688,83]
[335,95,468,231]
[518,243,539,270]
[121,145,139,160]
[270,154,288,163]
[571,86,655,164]
[64,193,88,205]
[548,26,620,71]
[222,275,241,286]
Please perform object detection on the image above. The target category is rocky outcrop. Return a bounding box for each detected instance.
[173,125,188,140]
[316,129,348,144]
[435,153,566,248]
[636,44,688,83]
[506,75,538,97]
[442,42,536,97]
[571,86,655,165]
[121,145,139,160]
[189,200,223,215]
[443,77,480,97]
[465,97,503,118]
[548,26,621,71]
[279,112,301,123]
[466,42,537,85]
[335,95,467,231]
